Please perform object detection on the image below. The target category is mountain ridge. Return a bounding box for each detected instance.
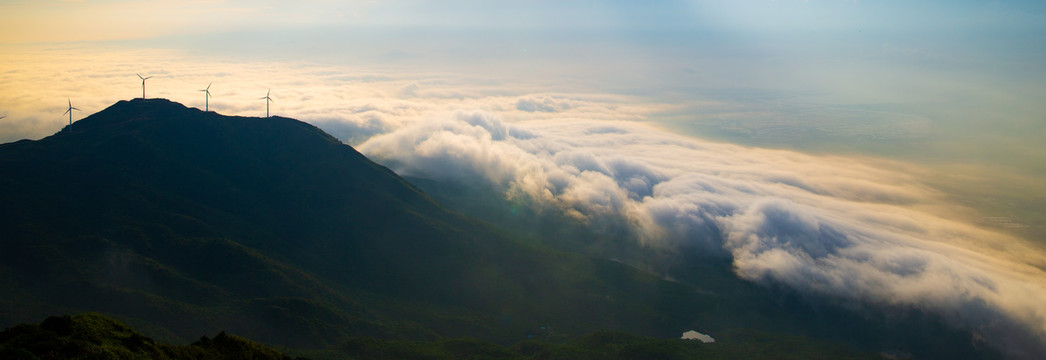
[0,99,997,359]
[0,99,716,349]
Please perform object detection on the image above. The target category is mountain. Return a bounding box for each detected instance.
[0,99,991,359]
[0,99,716,346]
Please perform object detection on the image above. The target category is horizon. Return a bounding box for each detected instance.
[2,0,1046,357]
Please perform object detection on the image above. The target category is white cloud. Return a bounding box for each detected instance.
[360,109,1046,357]
[516,96,572,113]
[681,330,715,343]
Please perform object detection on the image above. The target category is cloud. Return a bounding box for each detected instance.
[681,330,714,343]
[359,109,1046,357]
[516,96,572,112]
[0,46,428,143]
[0,44,668,145]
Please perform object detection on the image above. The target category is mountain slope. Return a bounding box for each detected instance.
[3,313,887,360]
[0,99,722,349]
[0,313,304,360]
[0,99,994,359]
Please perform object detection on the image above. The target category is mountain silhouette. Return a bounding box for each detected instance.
[0,99,717,348]
[0,99,999,359]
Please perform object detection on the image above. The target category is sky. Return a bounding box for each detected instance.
[2,0,1046,357]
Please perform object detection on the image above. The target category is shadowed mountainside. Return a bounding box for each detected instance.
[0,99,991,359]
[2,313,886,360]
[0,99,723,349]
[0,313,305,360]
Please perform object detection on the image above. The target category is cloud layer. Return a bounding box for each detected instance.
[360,109,1046,357]
[5,42,1046,358]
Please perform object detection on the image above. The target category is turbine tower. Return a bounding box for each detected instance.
[63,99,80,128]
[199,82,212,111]
[136,73,153,99]
[260,89,274,117]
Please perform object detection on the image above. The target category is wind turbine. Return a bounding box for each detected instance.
[136,73,153,99]
[63,99,80,128]
[259,89,274,117]
[199,82,212,111]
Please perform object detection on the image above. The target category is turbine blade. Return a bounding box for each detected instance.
[137,73,143,80]
[206,82,212,90]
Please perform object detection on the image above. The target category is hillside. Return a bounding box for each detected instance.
[0,99,718,347]
[0,99,989,359]
[0,313,304,360]
[3,313,888,360]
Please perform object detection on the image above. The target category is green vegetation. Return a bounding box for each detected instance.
[1,314,882,360]
[0,313,306,360]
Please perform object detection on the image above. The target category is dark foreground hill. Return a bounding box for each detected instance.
[0,313,304,360]
[0,99,984,359]
[3,313,885,360]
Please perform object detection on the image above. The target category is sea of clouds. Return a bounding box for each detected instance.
[359,108,1046,358]
[3,45,1046,357]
